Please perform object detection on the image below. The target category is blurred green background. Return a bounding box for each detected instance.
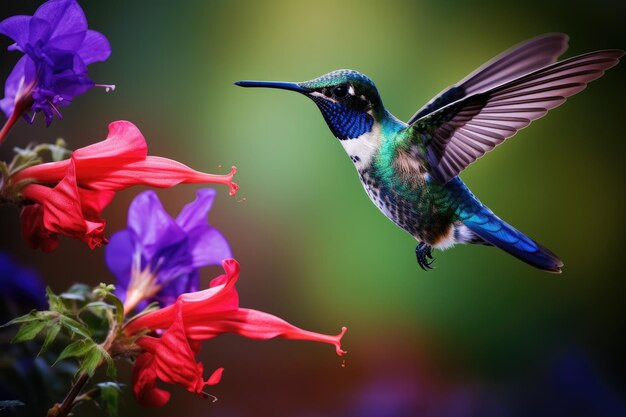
[1,0,625,416]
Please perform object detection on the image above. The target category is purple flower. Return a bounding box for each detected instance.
[105,189,232,312]
[0,252,46,320]
[0,0,112,136]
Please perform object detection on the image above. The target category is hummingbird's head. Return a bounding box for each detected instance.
[235,70,384,140]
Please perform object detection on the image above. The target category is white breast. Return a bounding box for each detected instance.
[339,123,382,169]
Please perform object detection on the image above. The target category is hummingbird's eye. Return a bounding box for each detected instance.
[332,85,349,99]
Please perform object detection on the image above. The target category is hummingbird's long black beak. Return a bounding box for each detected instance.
[234,80,312,93]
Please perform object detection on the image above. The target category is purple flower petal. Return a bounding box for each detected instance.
[105,229,136,300]
[176,188,217,232]
[0,252,47,316]
[188,227,231,268]
[125,190,195,285]
[176,189,231,267]
[78,30,111,64]
[151,235,195,285]
[28,17,52,46]
[34,0,87,43]
[156,270,200,307]
[48,30,87,52]
[0,0,111,125]
[106,189,232,309]
[0,55,35,118]
[51,68,93,99]
[0,15,31,48]
[127,191,187,261]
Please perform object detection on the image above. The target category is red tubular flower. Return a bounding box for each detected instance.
[11,121,238,250]
[133,301,225,407]
[125,259,347,407]
[20,161,115,249]
[19,204,59,252]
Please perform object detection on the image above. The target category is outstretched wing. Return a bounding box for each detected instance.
[407,49,623,184]
[408,33,570,124]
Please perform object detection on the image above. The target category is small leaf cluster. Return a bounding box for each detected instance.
[2,283,122,379]
[0,139,72,202]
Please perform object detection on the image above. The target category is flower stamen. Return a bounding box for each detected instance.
[95,83,116,93]
[47,100,63,120]
[200,391,218,403]
[124,252,163,314]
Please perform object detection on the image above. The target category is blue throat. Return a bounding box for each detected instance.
[310,96,374,140]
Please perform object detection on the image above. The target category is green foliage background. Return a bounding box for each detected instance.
[1,0,624,416]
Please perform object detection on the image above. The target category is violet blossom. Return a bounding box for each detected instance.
[0,0,112,140]
[105,189,232,312]
[0,252,46,318]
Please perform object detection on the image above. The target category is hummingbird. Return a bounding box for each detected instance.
[235,34,622,273]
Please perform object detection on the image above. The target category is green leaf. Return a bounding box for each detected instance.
[97,382,123,417]
[12,319,47,343]
[80,345,103,377]
[94,283,124,324]
[8,144,43,176]
[59,316,91,338]
[12,146,37,159]
[107,295,124,325]
[38,322,62,355]
[97,346,117,379]
[1,310,52,328]
[60,283,92,301]
[81,301,112,314]
[56,339,96,364]
[49,143,71,162]
[47,287,68,314]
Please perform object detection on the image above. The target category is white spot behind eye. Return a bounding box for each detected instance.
[310,91,337,103]
[348,85,355,95]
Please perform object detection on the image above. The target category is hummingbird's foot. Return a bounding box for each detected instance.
[415,242,435,271]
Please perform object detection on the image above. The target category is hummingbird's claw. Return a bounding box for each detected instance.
[415,243,435,271]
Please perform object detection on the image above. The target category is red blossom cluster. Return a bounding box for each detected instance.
[11,121,238,251]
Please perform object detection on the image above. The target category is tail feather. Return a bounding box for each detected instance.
[461,204,563,273]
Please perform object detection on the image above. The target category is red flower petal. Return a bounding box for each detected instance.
[128,259,348,407]
[132,352,171,407]
[19,204,59,252]
[134,300,224,404]
[73,120,148,162]
[126,259,348,356]
[204,367,224,386]
[13,121,147,184]
[13,121,238,196]
[21,161,114,249]
[185,309,348,356]
[125,259,240,335]
[79,157,238,196]
[12,120,238,250]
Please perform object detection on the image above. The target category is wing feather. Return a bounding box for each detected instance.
[408,33,569,123]
[410,49,623,183]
